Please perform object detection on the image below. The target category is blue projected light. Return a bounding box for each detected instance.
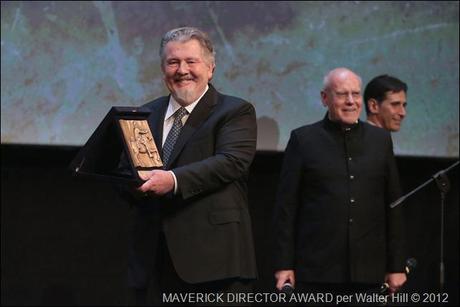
[1,1,458,157]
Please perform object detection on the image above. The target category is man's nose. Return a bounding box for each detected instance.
[177,61,189,74]
[399,105,406,117]
[345,93,355,104]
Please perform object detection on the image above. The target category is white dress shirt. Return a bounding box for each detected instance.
[163,85,209,193]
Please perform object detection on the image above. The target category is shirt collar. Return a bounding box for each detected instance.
[323,112,361,132]
[366,119,379,127]
[164,85,209,121]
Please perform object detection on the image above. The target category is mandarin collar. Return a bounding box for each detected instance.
[322,112,361,132]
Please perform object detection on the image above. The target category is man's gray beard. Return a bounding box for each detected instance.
[172,88,196,105]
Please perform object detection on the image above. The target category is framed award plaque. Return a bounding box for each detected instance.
[69,106,162,184]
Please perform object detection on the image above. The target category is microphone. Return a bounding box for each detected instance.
[380,282,390,295]
[380,258,417,294]
[281,282,294,295]
[405,257,417,274]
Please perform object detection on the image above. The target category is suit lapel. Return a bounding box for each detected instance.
[165,85,218,169]
[146,98,168,158]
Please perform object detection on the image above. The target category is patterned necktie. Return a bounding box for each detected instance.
[162,107,188,167]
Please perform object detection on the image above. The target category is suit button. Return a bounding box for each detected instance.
[350,198,355,204]
[350,175,354,180]
[348,157,352,161]
[349,218,353,223]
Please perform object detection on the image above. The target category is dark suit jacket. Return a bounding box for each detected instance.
[273,115,406,284]
[126,85,258,288]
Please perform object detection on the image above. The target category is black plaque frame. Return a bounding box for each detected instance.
[69,106,157,184]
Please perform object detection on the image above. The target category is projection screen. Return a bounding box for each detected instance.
[1,1,458,157]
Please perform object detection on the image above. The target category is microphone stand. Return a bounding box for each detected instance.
[390,160,459,293]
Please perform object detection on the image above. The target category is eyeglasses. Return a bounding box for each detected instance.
[331,91,361,100]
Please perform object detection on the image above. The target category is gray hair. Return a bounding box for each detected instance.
[159,27,216,65]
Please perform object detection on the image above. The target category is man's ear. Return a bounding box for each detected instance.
[367,99,380,114]
[320,90,328,107]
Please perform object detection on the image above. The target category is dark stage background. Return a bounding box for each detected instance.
[1,144,458,306]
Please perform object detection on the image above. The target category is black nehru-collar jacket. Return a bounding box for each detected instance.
[274,113,406,284]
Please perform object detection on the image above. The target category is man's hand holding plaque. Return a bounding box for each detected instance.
[137,170,175,196]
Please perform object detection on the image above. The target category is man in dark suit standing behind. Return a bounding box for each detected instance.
[273,68,407,301]
[364,74,408,132]
[123,27,257,305]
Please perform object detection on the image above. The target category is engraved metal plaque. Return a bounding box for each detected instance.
[119,119,163,170]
